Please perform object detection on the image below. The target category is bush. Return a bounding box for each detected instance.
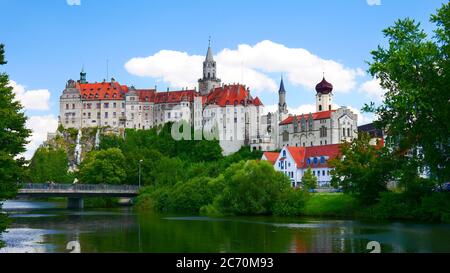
[418,192,450,222]
[168,177,214,213]
[273,189,308,216]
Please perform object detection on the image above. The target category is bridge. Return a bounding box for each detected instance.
[17,183,139,209]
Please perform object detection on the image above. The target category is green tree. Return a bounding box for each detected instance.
[211,160,292,215]
[301,168,318,191]
[330,133,393,205]
[0,44,31,247]
[364,3,450,186]
[27,147,72,183]
[78,148,127,185]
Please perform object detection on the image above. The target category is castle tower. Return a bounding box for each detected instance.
[278,76,288,116]
[198,38,221,95]
[315,76,333,112]
[79,68,87,84]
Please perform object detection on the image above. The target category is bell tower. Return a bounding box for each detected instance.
[198,37,221,95]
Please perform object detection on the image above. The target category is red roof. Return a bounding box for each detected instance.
[262,152,279,165]
[286,146,306,167]
[302,144,340,168]
[154,90,197,104]
[273,144,340,169]
[78,82,129,100]
[205,84,263,107]
[280,110,336,125]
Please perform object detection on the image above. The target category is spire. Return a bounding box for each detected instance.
[278,75,286,93]
[205,36,214,61]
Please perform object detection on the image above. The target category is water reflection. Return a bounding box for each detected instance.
[1,200,450,253]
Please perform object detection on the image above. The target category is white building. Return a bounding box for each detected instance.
[262,144,340,188]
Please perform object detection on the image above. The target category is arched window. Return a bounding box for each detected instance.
[313,157,318,165]
[282,150,286,157]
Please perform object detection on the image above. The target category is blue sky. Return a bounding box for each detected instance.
[0,0,446,157]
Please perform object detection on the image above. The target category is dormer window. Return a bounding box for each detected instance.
[313,157,318,165]
[226,100,230,105]
[320,156,326,164]
[104,93,109,99]
[113,93,117,98]
[95,93,99,98]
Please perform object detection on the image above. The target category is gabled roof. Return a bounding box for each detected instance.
[205,84,263,107]
[280,110,336,125]
[78,81,129,101]
[262,152,279,165]
[301,144,340,168]
[286,146,306,167]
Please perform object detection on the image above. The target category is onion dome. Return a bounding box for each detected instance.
[315,77,333,94]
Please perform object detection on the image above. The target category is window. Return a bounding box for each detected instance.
[104,103,109,108]
[347,128,350,137]
[96,103,101,109]
[319,105,322,111]
[104,112,108,118]
[72,104,75,109]
[113,112,117,118]
[313,171,315,176]
[113,102,117,108]
[313,157,318,165]
[88,113,91,118]
[66,104,69,110]
[97,112,100,119]
[343,128,346,137]
[282,150,286,157]
[322,170,325,176]
[307,158,311,165]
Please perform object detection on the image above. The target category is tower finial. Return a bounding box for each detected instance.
[208,36,211,47]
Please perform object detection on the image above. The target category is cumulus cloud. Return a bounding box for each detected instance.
[8,80,51,111]
[125,40,364,94]
[23,115,58,160]
[367,0,381,6]
[67,0,81,5]
[359,77,386,101]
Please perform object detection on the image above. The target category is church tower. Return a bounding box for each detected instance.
[198,38,221,95]
[315,76,333,112]
[278,76,288,119]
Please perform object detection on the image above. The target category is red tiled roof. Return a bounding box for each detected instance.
[262,152,279,165]
[136,89,156,102]
[279,110,336,125]
[205,84,263,107]
[286,147,306,168]
[78,82,129,100]
[154,90,197,104]
[301,144,340,168]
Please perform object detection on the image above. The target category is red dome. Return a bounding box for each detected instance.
[315,77,333,94]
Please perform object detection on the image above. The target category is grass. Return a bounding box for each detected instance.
[302,193,358,218]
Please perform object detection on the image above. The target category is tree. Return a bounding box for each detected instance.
[364,3,450,186]
[330,133,393,205]
[301,168,318,191]
[0,44,31,247]
[78,148,127,185]
[27,147,72,183]
[211,160,292,215]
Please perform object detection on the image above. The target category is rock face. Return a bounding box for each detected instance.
[43,127,118,171]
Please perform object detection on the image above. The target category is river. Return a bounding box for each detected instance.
[1,200,449,253]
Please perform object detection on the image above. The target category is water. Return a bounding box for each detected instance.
[1,200,450,253]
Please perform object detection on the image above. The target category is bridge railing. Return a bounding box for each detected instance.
[19,183,139,193]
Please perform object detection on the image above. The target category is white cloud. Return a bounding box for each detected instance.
[125,40,364,94]
[67,0,81,5]
[346,106,375,125]
[359,78,386,101]
[23,115,58,160]
[367,0,381,6]
[8,80,51,111]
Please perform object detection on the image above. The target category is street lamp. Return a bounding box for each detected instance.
[138,159,143,188]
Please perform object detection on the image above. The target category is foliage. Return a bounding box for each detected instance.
[209,160,292,215]
[273,189,308,216]
[168,177,214,213]
[364,3,450,186]
[0,44,31,247]
[78,148,127,184]
[27,147,72,183]
[330,133,393,205]
[301,168,317,191]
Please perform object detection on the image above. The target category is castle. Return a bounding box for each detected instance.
[59,42,358,156]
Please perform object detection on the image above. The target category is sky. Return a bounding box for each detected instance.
[0,0,446,158]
